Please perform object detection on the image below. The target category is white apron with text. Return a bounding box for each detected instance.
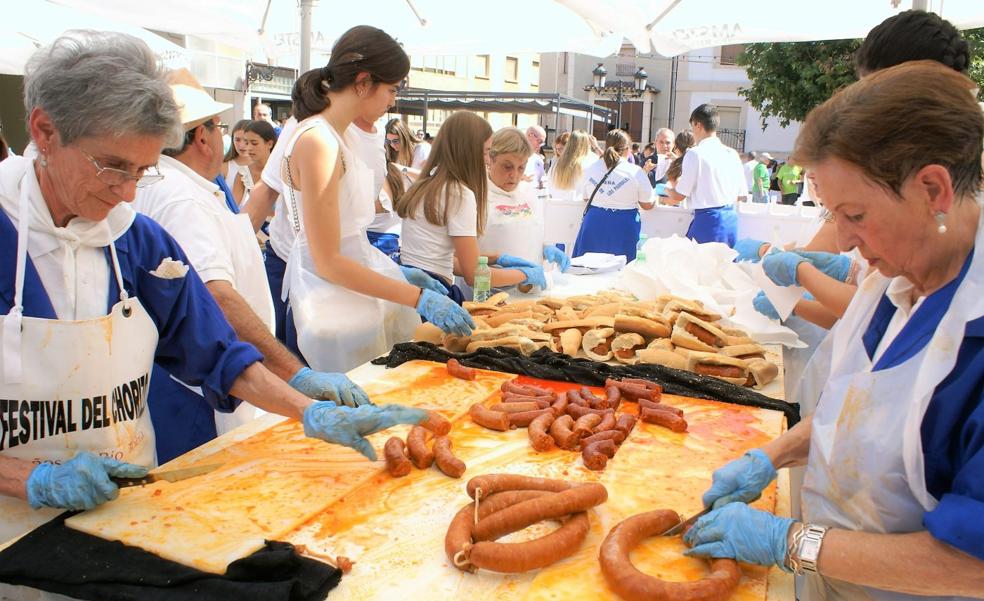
[0,171,158,544]
[283,117,418,373]
[799,208,984,601]
[479,179,545,264]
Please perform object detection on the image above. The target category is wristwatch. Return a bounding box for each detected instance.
[787,523,828,574]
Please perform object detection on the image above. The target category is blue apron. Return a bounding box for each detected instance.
[263,240,290,345]
[686,205,737,247]
[367,231,401,263]
[572,205,641,260]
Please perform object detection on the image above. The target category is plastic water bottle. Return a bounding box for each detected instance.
[636,250,647,264]
[636,233,648,252]
[473,256,492,302]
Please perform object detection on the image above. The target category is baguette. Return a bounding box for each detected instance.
[611,333,646,364]
[582,327,616,362]
[746,359,779,388]
[686,351,750,386]
[559,328,583,357]
[614,314,671,339]
[635,348,689,370]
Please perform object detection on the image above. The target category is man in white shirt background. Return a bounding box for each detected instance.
[664,104,745,247]
[647,127,675,186]
[523,125,546,189]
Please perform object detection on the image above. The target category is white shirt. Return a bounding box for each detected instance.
[264,116,299,261]
[743,159,757,192]
[133,155,235,285]
[411,142,431,170]
[399,183,477,281]
[547,155,595,202]
[578,157,653,210]
[525,152,545,189]
[652,153,674,182]
[675,136,746,209]
[871,276,926,364]
[0,156,129,320]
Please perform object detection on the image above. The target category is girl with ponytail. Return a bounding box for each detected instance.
[280,25,474,373]
[571,129,655,261]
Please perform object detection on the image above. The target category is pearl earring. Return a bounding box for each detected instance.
[936,211,948,234]
[39,149,47,168]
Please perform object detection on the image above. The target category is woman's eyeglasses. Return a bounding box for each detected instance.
[81,150,164,188]
[385,138,401,147]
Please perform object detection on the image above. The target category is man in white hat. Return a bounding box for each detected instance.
[134,69,371,463]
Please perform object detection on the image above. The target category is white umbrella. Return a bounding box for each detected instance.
[49,0,628,69]
[0,0,189,75]
[558,0,984,56]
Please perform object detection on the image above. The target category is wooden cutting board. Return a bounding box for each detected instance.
[287,375,786,600]
[65,361,513,574]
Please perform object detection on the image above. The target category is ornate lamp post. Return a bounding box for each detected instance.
[585,63,649,132]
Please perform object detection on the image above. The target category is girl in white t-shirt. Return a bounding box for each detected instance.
[233,119,277,208]
[396,112,546,302]
[572,129,654,261]
[222,119,252,205]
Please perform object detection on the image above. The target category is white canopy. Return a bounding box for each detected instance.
[559,0,984,56]
[0,1,189,75]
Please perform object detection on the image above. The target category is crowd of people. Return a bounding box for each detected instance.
[0,8,981,601]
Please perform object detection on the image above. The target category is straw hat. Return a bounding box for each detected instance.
[167,68,232,130]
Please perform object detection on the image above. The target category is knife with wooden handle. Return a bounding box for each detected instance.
[112,463,223,488]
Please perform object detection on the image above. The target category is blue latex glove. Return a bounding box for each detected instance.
[762,250,807,286]
[289,367,371,408]
[542,246,571,272]
[702,449,777,509]
[734,238,767,263]
[684,502,796,570]
[792,250,853,283]
[400,265,449,295]
[26,451,149,510]
[495,254,539,269]
[516,265,547,289]
[302,402,427,460]
[416,289,475,336]
[753,291,780,320]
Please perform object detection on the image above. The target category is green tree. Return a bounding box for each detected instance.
[737,30,984,128]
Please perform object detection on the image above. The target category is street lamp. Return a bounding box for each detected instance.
[585,63,649,134]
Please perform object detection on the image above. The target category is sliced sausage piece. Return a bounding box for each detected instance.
[419,410,452,436]
[433,436,466,478]
[406,425,434,469]
[579,429,625,449]
[384,437,412,477]
[491,401,544,413]
[548,414,582,450]
[640,407,688,432]
[615,414,638,437]
[509,408,554,428]
[594,411,617,433]
[469,403,510,431]
[528,411,556,452]
[572,412,604,436]
[582,439,617,471]
[446,358,476,380]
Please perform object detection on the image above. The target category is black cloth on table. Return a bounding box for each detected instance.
[373,342,800,426]
[0,511,341,601]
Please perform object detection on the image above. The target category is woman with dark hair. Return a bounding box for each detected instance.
[855,9,970,76]
[222,119,251,199]
[282,25,473,373]
[664,129,696,187]
[571,129,654,261]
[232,119,277,207]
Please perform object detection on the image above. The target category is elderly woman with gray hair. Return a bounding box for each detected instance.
[0,30,425,550]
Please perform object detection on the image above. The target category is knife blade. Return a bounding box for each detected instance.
[662,505,712,536]
[112,462,223,488]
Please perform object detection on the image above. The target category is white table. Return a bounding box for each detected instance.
[543,198,823,253]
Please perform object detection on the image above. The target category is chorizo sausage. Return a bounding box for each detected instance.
[469,403,510,431]
[594,411,617,433]
[566,403,610,420]
[581,439,617,471]
[685,323,718,347]
[471,482,608,542]
[509,408,554,428]
[640,407,688,432]
[419,410,452,436]
[598,509,741,601]
[501,393,552,407]
[548,414,582,450]
[639,399,684,417]
[695,364,745,378]
[605,385,622,411]
[491,401,545,413]
[433,436,466,478]
[579,429,625,449]
[605,379,661,402]
[528,411,556,452]
[467,512,591,573]
[500,381,553,398]
[446,489,549,571]
[566,389,588,406]
[580,387,608,409]
[572,412,604,436]
[466,473,577,500]
[615,414,638,437]
[384,437,412,477]
[621,378,663,392]
[406,425,434,469]
[446,358,477,380]
[550,391,569,416]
